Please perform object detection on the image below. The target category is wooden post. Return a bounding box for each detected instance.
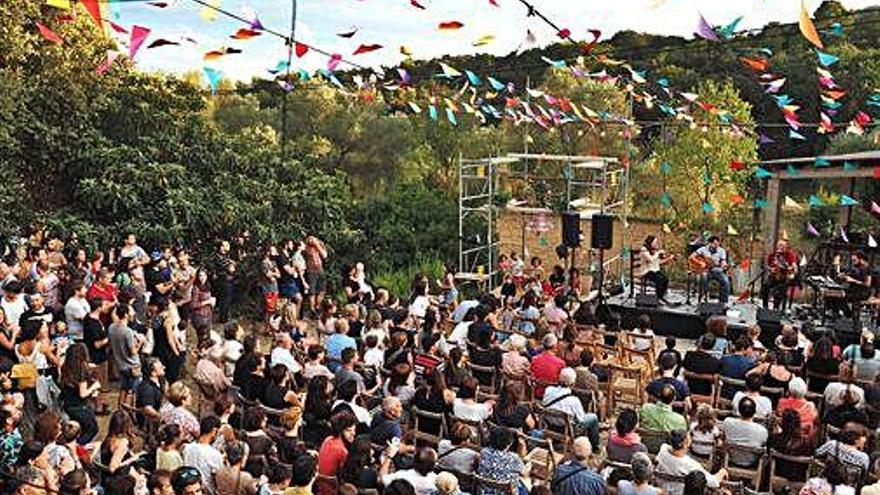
[763,176,781,258]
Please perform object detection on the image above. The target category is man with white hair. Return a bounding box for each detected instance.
[531,333,566,399]
[551,436,605,495]
[543,367,600,451]
[270,331,302,374]
[370,396,404,446]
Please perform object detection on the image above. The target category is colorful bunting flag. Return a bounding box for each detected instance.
[843,161,858,171]
[727,225,739,236]
[46,0,71,9]
[755,167,773,179]
[200,0,220,22]
[815,49,839,67]
[702,202,715,214]
[870,235,878,248]
[465,70,482,86]
[327,53,341,71]
[96,50,119,75]
[352,44,382,55]
[754,199,769,209]
[81,0,104,31]
[203,67,222,94]
[438,21,464,30]
[36,22,63,45]
[129,26,151,60]
[439,63,461,78]
[872,201,880,216]
[814,157,830,167]
[294,42,308,57]
[799,0,824,49]
[809,195,825,207]
[446,108,458,125]
[839,227,849,243]
[840,195,859,206]
[661,161,671,175]
[783,196,803,211]
[806,222,820,237]
[786,164,800,176]
[696,13,719,41]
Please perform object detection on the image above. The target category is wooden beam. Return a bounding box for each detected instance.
[763,176,781,257]
[773,167,876,180]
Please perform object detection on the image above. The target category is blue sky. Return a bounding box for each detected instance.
[105,0,878,81]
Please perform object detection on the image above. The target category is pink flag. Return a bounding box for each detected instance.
[36,22,64,45]
[129,26,151,60]
[806,222,820,237]
[871,201,880,216]
[96,50,120,75]
[327,53,342,71]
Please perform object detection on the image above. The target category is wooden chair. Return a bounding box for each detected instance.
[473,474,517,495]
[467,362,499,394]
[769,449,812,493]
[517,431,562,483]
[805,370,838,394]
[454,416,486,446]
[314,473,339,495]
[683,371,718,407]
[411,406,447,447]
[653,470,687,495]
[689,438,717,470]
[637,427,670,455]
[605,363,644,417]
[720,442,767,488]
[439,468,476,494]
[535,404,576,453]
[715,376,746,410]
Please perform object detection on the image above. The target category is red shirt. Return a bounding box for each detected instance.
[530,351,565,398]
[317,436,348,476]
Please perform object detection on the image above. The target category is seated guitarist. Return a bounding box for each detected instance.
[761,239,798,309]
[689,235,731,304]
[842,251,873,312]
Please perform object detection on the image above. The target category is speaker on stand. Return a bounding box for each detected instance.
[591,214,615,324]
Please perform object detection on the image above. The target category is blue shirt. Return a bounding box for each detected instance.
[552,461,607,495]
[326,333,357,361]
[719,354,755,379]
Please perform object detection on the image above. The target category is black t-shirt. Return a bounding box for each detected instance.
[145,267,171,296]
[61,383,87,409]
[344,278,362,304]
[261,381,290,410]
[276,253,295,285]
[19,308,54,328]
[683,350,721,396]
[493,404,531,430]
[83,315,108,363]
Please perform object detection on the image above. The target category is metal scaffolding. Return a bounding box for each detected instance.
[457,153,625,290]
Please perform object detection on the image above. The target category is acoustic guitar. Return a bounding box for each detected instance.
[687,252,712,275]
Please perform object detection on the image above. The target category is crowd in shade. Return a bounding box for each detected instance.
[0,232,879,495]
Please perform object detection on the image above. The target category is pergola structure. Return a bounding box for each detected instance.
[760,150,880,256]
[457,152,624,290]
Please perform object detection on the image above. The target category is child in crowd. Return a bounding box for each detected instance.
[657,336,682,377]
[689,404,721,457]
[629,314,656,353]
[363,335,384,369]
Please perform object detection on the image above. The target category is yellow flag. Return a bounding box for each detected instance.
[400,46,413,57]
[473,34,495,47]
[727,225,739,236]
[439,62,462,78]
[663,223,672,234]
[46,0,71,9]
[201,0,221,22]
[799,0,824,49]
[783,196,803,211]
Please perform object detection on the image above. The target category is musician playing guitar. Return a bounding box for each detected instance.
[761,239,798,309]
[688,235,731,304]
[637,235,676,304]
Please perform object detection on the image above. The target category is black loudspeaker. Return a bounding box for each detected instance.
[636,294,659,308]
[591,214,613,249]
[757,308,781,325]
[562,212,581,248]
[698,302,726,319]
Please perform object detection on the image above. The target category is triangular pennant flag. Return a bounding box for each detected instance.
[352,44,382,55]
[487,77,505,91]
[465,70,482,86]
[754,199,768,209]
[730,160,745,171]
[809,195,825,207]
[203,67,222,94]
[129,25,151,60]
[663,223,672,234]
[783,196,803,211]
[660,161,671,175]
[36,22,64,45]
[740,258,751,270]
[737,290,750,302]
[843,161,858,171]
[727,225,739,236]
[96,50,119,75]
[872,201,880,215]
[814,157,830,167]
[815,49,839,67]
[702,202,715,214]
[799,0,824,49]
[789,129,806,140]
[759,133,775,144]
[428,105,438,121]
[806,222,820,237]
[839,227,849,243]
[294,42,309,57]
[696,13,719,41]
[870,235,878,248]
[446,108,458,125]
[840,195,859,206]
[660,192,671,208]
[755,167,773,179]
[46,0,72,9]
[786,164,800,176]
[439,62,462,78]
[80,0,104,31]
[327,53,342,71]
[800,255,808,267]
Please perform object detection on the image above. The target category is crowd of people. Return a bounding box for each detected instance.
[0,231,877,495]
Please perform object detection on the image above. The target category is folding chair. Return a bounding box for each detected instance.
[720,442,767,488]
[467,362,499,394]
[683,371,718,407]
[411,406,447,447]
[535,404,576,453]
[637,427,671,455]
[769,449,812,493]
[473,474,518,495]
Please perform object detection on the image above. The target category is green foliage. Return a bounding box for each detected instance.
[371,257,447,301]
[640,80,757,234]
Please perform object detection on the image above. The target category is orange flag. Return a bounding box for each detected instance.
[799,0,823,49]
[80,0,103,31]
[739,258,751,270]
[36,22,63,45]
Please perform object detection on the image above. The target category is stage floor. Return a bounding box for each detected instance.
[605,290,767,341]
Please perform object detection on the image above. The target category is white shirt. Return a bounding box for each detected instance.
[695,245,728,269]
[332,399,372,424]
[542,386,588,423]
[63,296,89,340]
[824,382,865,409]
[364,347,385,368]
[409,295,430,318]
[452,399,492,422]
[222,339,243,376]
[638,248,662,277]
[656,444,720,495]
[448,321,471,347]
[182,442,223,494]
[270,346,302,373]
[382,469,438,495]
[2,295,27,330]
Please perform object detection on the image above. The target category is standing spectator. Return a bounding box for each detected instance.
[212,240,237,323]
[108,303,144,407]
[151,297,185,383]
[303,236,328,316]
[119,234,149,266]
[214,441,257,495]
[161,382,200,442]
[135,357,165,429]
[182,416,224,495]
[2,281,27,337]
[317,412,357,478]
[260,246,281,322]
[59,344,99,443]
[171,249,196,328]
[82,298,111,415]
[189,269,215,345]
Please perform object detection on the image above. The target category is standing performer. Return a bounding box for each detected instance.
[761,239,798,309]
[689,236,731,304]
[637,235,675,304]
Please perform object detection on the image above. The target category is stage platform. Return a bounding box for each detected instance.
[604,290,778,344]
[603,289,866,347]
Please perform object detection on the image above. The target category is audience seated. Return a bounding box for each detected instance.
[639,383,686,433]
[606,408,648,463]
[655,429,727,495]
[552,436,605,495]
[720,397,768,467]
